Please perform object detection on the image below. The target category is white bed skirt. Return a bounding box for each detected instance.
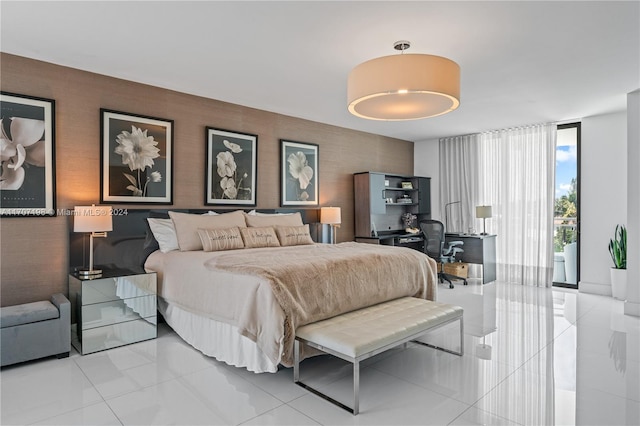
[157,298,280,373]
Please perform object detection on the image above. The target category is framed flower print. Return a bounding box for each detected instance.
[280,139,318,206]
[101,109,173,204]
[205,127,257,206]
[0,92,56,217]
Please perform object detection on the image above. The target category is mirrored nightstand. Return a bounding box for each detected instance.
[68,269,157,355]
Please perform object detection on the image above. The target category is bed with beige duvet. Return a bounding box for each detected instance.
[144,210,437,373]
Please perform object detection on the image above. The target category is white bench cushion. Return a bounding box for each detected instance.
[296,297,463,358]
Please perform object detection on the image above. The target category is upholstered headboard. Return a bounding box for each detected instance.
[69,208,321,274]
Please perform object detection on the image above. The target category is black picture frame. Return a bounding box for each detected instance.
[0,92,56,217]
[101,109,173,204]
[205,127,257,206]
[280,139,319,206]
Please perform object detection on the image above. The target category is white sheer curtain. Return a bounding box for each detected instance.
[440,124,557,287]
[439,134,480,233]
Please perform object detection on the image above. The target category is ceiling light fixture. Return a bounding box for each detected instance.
[347,41,460,121]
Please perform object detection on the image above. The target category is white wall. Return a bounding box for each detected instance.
[580,111,628,295]
[625,90,640,316]
[414,138,441,220]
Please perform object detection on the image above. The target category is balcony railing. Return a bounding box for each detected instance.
[554,217,577,285]
[554,216,577,247]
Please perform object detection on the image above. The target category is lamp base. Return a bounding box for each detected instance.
[476,343,492,360]
[77,269,103,278]
[330,224,338,244]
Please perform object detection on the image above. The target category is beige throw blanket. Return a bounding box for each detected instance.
[205,242,437,366]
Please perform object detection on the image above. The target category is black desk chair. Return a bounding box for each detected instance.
[419,219,467,288]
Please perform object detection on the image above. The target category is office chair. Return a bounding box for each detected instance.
[419,219,467,288]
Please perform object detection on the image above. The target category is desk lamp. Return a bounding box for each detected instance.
[74,205,113,277]
[475,205,492,235]
[320,207,341,244]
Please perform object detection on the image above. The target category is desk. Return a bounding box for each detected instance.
[355,233,424,251]
[445,233,497,284]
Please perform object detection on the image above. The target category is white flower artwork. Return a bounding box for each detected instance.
[0,92,56,217]
[206,128,257,206]
[101,109,173,204]
[0,117,45,190]
[280,140,318,206]
[114,125,163,197]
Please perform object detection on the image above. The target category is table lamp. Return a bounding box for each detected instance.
[320,207,341,244]
[475,205,492,235]
[74,205,113,277]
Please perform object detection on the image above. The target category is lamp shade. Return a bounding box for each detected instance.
[73,205,113,232]
[348,53,460,121]
[320,207,341,225]
[475,205,492,219]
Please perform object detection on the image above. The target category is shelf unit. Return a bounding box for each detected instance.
[354,172,430,239]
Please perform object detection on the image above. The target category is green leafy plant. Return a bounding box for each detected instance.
[609,225,627,269]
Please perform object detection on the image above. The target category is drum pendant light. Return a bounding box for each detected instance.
[347,41,460,121]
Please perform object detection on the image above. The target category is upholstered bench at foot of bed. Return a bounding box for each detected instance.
[1,293,71,367]
[293,297,464,415]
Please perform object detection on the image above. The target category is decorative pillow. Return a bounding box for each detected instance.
[240,226,281,248]
[169,210,247,251]
[147,218,179,253]
[197,227,244,252]
[244,211,303,227]
[275,224,314,246]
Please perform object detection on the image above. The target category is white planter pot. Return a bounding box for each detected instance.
[610,268,627,300]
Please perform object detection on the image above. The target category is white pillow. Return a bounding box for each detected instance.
[147,218,179,253]
[247,209,291,216]
[244,211,303,227]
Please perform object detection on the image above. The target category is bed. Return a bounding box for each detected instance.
[71,208,438,373]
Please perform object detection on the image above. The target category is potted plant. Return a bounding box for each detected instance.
[609,224,627,300]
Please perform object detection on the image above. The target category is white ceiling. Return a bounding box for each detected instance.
[2,1,638,142]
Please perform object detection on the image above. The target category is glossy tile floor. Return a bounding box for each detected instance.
[2,281,639,425]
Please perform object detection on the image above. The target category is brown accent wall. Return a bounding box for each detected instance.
[0,53,413,307]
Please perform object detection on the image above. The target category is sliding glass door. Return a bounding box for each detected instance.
[553,123,580,288]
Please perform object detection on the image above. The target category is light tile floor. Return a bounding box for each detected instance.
[2,281,639,425]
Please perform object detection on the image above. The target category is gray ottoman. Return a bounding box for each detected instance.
[1,293,70,367]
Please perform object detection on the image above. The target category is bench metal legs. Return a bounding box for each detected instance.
[413,315,464,356]
[294,340,360,414]
[293,315,464,416]
[353,360,360,414]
